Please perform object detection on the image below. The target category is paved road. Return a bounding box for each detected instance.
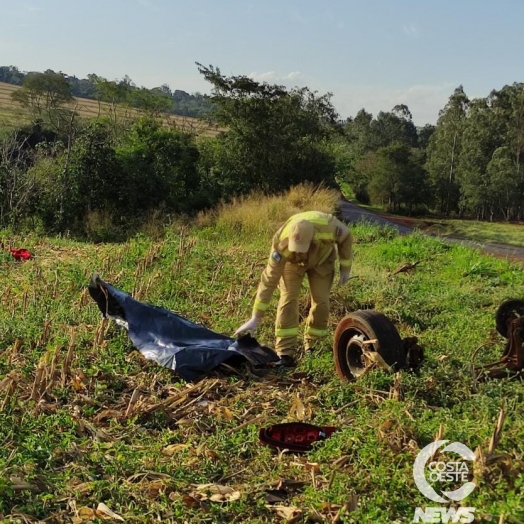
[338,200,413,234]
[338,200,524,262]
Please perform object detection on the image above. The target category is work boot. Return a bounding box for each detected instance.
[275,355,296,368]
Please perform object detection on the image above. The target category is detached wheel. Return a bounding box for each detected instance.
[333,310,406,381]
[495,299,524,338]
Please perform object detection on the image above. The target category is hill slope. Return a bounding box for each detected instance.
[0,81,222,137]
[0,186,523,522]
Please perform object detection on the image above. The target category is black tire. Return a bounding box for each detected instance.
[495,299,524,338]
[333,310,406,381]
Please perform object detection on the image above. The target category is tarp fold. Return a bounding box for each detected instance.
[88,274,279,381]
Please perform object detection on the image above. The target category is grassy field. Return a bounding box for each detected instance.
[1,185,524,523]
[0,83,29,134]
[0,81,222,137]
[341,193,524,250]
[406,217,524,249]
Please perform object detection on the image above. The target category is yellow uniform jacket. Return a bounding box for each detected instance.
[252,211,353,319]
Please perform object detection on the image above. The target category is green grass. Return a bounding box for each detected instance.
[0,108,30,135]
[344,197,524,249]
[421,218,524,249]
[1,189,524,523]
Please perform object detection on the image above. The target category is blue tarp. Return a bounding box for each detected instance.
[88,274,279,381]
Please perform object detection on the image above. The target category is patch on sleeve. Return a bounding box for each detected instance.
[336,226,344,237]
[271,251,282,263]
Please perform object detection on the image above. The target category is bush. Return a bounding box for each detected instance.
[116,118,202,215]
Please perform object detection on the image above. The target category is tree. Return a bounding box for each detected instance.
[392,104,413,121]
[426,86,469,214]
[351,150,378,204]
[490,84,524,220]
[10,74,80,224]
[87,74,133,123]
[195,63,340,196]
[0,65,25,85]
[371,108,419,148]
[417,124,436,149]
[344,109,374,155]
[398,148,432,214]
[366,144,431,213]
[130,87,173,118]
[67,75,98,99]
[11,71,74,124]
[486,147,521,221]
[0,130,37,226]
[456,99,500,218]
[116,118,202,215]
[456,84,524,221]
[368,144,405,210]
[34,122,123,233]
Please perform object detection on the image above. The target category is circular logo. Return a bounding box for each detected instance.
[413,440,476,503]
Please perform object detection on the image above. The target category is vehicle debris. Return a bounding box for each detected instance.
[472,299,524,380]
[259,422,338,453]
[7,248,32,261]
[333,309,424,381]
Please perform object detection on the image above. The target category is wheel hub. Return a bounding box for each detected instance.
[346,334,367,377]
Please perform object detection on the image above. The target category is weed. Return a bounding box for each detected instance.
[0,188,523,522]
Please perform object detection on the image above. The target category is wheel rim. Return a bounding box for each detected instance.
[496,300,524,338]
[346,334,367,378]
[335,326,372,379]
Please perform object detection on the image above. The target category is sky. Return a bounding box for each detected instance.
[1,0,523,126]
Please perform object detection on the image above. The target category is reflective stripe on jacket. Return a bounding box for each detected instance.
[252,211,353,319]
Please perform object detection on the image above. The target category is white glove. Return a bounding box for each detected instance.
[339,269,351,286]
[234,316,259,336]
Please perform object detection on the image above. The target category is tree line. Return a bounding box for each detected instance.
[1,63,523,242]
[342,84,524,221]
[0,65,212,118]
[0,65,341,240]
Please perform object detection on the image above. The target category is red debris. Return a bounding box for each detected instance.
[8,248,32,261]
[259,422,338,453]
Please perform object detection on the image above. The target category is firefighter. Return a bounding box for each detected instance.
[235,210,353,367]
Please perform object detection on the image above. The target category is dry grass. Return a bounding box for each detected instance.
[0,81,222,137]
[197,183,341,237]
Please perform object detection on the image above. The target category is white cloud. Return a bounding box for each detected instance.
[7,4,43,16]
[402,24,420,37]
[249,70,278,82]
[249,70,308,87]
[284,71,305,82]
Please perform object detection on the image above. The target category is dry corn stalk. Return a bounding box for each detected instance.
[389,372,404,400]
[125,387,142,418]
[61,332,76,387]
[427,424,446,463]
[474,402,507,481]
[4,338,23,365]
[93,317,109,351]
[0,372,20,411]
